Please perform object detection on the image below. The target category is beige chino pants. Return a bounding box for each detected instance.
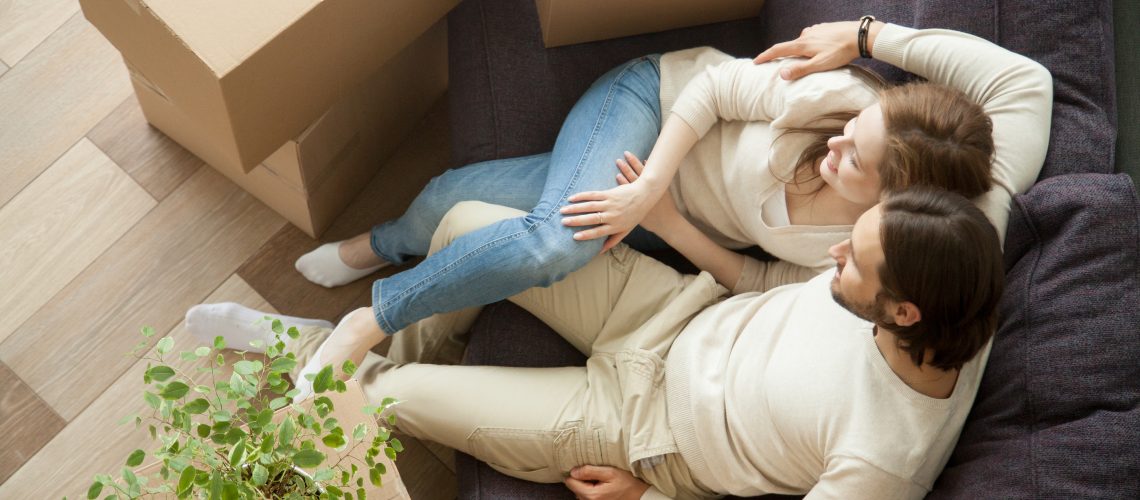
[290,201,724,499]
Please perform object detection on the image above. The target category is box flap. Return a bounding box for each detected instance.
[143,0,318,76]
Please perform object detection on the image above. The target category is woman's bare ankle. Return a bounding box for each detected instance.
[338,232,385,270]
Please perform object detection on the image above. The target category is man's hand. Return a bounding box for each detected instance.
[563,465,651,500]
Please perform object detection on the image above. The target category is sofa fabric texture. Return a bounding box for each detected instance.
[930,173,1140,498]
[444,0,1130,497]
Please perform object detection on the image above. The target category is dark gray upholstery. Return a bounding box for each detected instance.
[930,173,1140,498]
[443,0,1134,498]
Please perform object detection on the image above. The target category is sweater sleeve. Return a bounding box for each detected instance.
[872,24,1053,243]
[732,256,825,295]
[669,57,876,139]
[804,456,928,500]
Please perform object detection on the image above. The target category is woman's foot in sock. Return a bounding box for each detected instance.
[295,232,389,288]
[184,302,334,353]
[294,307,387,400]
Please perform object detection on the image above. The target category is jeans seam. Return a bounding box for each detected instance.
[377,59,657,330]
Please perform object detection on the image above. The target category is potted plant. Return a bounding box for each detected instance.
[86,319,402,499]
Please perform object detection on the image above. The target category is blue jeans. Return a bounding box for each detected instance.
[369,55,665,334]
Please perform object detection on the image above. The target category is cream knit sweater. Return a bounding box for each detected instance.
[644,24,1053,499]
[657,24,1052,296]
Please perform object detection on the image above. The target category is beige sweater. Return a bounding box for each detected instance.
[658,24,1052,296]
[645,25,1053,499]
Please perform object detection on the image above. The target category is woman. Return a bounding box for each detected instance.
[293,18,1050,342]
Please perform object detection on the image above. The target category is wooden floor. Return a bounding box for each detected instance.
[0,5,457,499]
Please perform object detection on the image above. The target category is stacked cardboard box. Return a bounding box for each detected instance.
[81,0,458,237]
[535,0,764,47]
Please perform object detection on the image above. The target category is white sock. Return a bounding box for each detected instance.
[184,302,334,354]
[294,241,386,288]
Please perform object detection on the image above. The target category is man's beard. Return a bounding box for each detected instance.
[831,275,896,327]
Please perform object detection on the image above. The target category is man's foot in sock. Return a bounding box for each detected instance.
[294,307,386,399]
[295,232,388,288]
[184,302,334,353]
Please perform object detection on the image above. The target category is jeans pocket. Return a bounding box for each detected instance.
[467,427,562,483]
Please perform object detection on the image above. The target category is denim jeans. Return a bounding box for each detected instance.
[368,55,666,333]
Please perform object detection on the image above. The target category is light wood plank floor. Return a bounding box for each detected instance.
[0,9,457,499]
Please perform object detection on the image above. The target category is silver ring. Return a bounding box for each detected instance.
[596,213,604,225]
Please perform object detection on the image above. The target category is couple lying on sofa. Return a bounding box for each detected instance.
[185,19,1052,499]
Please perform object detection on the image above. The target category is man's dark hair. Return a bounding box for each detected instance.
[877,187,1004,371]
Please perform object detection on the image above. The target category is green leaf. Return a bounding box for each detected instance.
[312,468,334,482]
[126,449,146,467]
[160,382,189,400]
[177,466,197,498]
[251,464,268,486]
[228,438,246,465]
[212,410,232,422]
[271,319,284,334]
[379,397,398,408]
[292,449,326,468]
[280,416,296,445]
[375,461,386,475]
[269,357,297,374]
[215,354,225,366]
[387,414,397,426]
[156,336,174,355]
[369,466,382,487]
[269,397,289,410]
[322,433,346,449]
[208,470,222,500]
[194,346,211,357]
[196,424,211,438]
[146,365,176,382]
[122,467,139,488]
[213,335,226,350]
[312,365,334,394]
[183,398,210,414]
[86,481,103,499]
[384,447,396,460]
[221,484,239,500]
[335,380,347,393]
[141,326,156,338]
[352,423,367,441]
[179,351,199,361]
[233,360,263,375]
[341,359,357,377]
[390,438,404,453]
[287,326,300,339]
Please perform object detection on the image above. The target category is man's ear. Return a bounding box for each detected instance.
[891,301,922,327]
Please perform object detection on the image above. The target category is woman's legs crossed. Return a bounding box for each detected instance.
[295,154,551,287]
[371,56,664,334]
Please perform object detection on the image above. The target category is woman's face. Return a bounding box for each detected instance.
[820,104,887,206]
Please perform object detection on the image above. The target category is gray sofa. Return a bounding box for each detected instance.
[443,0,1140,497]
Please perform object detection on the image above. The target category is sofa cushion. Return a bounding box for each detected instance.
[930,173,1140,498]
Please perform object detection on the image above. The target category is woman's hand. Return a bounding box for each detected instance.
[753,20,880,80]
[613,153,682,236]
[562,151,661,253]
[563,465,650,500]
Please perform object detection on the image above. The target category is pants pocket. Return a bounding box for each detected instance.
[466,427,563,483]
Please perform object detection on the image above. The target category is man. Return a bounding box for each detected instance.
[188,187,1003,499]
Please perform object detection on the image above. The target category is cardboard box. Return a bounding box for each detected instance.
[80,0,458,173]
[535,0,764,47]
[135,380,410,499]
[131,21,448,237]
